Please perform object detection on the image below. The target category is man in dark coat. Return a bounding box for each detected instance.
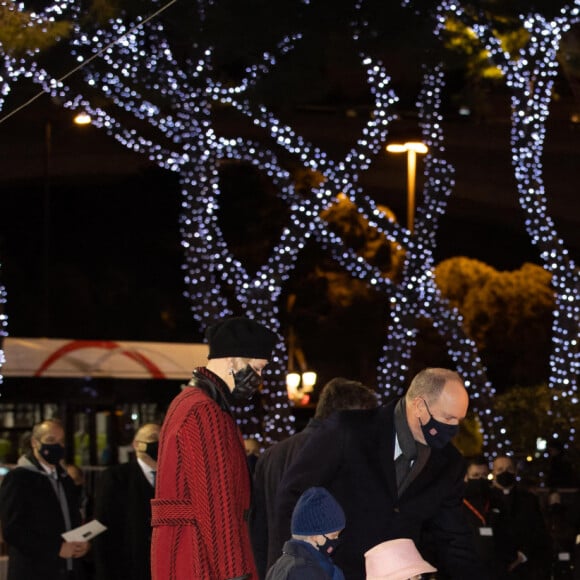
[251,377,378,578]
[490,455,552,579]
[462,455,517,578]
[275,367,488,580]
[0,418,89,580]
[93,422,160,580]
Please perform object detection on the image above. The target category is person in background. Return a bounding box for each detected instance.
[544,490,578,580]
[275,367,488,580]
[491,455,551,579]
[545,439,580,490]
[151,316,278,580]
[93,422,160,580]
[364,538,437,580]
[65,463,90,522]
[251,377,378,578]
[0,418,89,580]
[462,455,516,578]
[266,486,346,580]
[245,437,261,475]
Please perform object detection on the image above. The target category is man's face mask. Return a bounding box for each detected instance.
[465,478,490,498]
[232,364,262,400]
[144,441,159,461]
[419,398,459,449]
[39,442,65,466]
[495,471,516,488]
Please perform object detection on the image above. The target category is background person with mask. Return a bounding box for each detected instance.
[491,455,551,579]
[93,422,161,580]
[462,455,516,578]
[151,316,278,580]
[275,367,488,580]
[0,418,89,580]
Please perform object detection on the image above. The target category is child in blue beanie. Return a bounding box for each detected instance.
[266,486,345,580]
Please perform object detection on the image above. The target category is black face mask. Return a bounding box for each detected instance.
[420,399,459,449]
[318,534,341,557]
[39,443,65,466]
[495,471,516,488]
[465,478,490,499]
[231,364,262,400]
[144,441,159,461]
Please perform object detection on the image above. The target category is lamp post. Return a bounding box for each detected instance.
[385,141,428,233]
[42,112,92,335]
[285,293,317,405]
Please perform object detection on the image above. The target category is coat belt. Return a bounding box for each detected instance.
[151,499,251,526]
[151,499,197,526]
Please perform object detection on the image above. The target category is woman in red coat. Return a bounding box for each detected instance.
[151,316,278,580]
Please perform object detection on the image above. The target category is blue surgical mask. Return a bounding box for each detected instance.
[420,398,458,449]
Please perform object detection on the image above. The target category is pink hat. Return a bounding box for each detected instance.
[365,538,437,580]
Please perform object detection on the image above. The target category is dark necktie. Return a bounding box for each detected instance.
[395,451,413,491]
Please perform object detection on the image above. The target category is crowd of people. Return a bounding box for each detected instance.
[1,315,580,580]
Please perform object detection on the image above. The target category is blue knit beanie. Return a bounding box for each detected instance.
[291,487,346,536]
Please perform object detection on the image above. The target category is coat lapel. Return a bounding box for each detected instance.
[400,446,450,497]
[377,405,399,499]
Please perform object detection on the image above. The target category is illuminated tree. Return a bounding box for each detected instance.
[493,384,579,458]
[1,0,578,451]
[438,0,580,441]
[0,2,71,57]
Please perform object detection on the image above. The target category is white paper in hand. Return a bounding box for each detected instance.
[61,519,107,542]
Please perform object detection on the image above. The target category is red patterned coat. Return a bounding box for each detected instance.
[151,367,257,580]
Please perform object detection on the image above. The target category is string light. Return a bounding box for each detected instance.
[0,270,7,395]
[439,0,580,448]
[1,0,577,450]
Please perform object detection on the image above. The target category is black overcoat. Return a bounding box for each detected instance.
[251,419,321,578]
[275,402,488,580]
[93,460,155,580]
[0,458,85,580]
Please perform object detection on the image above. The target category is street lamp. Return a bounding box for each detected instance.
[73,111,92,126]
[42,112,92,334]
[286,371,317,405]
[385,141,428,233]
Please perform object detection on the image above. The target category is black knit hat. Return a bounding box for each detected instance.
[205,317,278,360]
[291,487,346,536]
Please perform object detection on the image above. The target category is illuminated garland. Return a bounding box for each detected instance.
[438,0,580,446]
[0,269,7,392]
[2,0,577,449]
[0,0,501,446]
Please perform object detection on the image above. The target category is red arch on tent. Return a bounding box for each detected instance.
[33,340,166,378]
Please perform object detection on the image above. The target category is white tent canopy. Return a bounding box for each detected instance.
[1,337,209,380]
